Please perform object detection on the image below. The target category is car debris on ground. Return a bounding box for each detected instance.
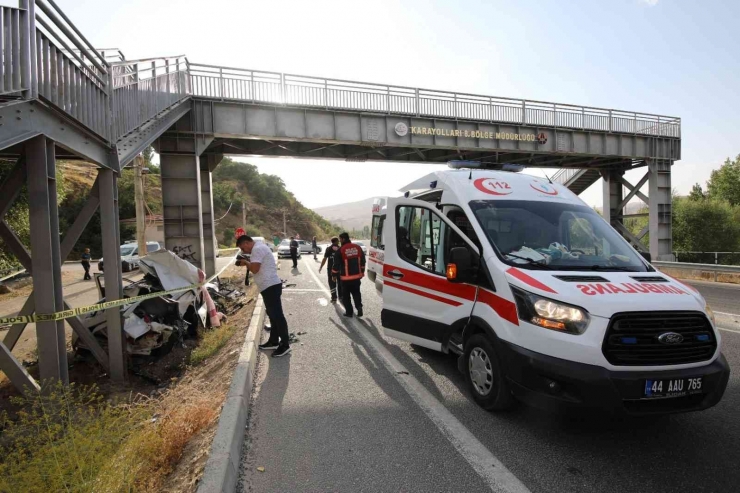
[75,250,246,358]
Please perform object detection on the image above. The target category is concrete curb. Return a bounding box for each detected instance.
[197,297,265,493]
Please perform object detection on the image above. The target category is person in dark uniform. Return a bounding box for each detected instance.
[312,236,318,261]
[319,236,341,302]
[332,232,366,317]
[289,236,299,268]
[81,248,92,280]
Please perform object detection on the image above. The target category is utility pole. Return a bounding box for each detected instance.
[242,202,247,231]
[283,210,287,237]
[133,155,147,256]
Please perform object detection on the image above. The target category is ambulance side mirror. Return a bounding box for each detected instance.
[640,251,651,263]
[447,247,476,283]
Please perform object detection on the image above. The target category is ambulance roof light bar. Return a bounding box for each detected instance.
[447,160,525,172]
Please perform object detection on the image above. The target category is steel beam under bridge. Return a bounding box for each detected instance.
[168,100,679,166]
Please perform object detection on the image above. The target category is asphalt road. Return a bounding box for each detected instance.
[238,252,740,493]
[686,279,740,316]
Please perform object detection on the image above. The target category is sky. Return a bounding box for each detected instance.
[39,0,740,209]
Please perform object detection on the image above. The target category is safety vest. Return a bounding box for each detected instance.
[332,243,366,281]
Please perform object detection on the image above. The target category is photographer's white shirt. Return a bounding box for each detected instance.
[250,242,281,291]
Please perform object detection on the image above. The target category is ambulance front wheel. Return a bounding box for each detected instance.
[464,334,514,411]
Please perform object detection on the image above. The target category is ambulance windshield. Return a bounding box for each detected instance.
[469,200,649,272]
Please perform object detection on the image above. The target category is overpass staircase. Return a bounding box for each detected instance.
[551,167,602,195]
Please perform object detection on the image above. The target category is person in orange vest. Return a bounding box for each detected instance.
[331,232,366,317]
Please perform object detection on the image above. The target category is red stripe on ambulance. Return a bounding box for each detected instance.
[506,267,558,294]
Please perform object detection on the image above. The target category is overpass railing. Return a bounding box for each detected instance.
[1,1,189,144]
[110,55,189,140]
[188,63,681,138]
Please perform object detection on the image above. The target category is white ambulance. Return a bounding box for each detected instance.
[377,168,730,415]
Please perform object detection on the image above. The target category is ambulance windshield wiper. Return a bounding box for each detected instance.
[504,253,552,269]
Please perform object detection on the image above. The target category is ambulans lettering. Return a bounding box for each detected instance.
[577,283,688,296]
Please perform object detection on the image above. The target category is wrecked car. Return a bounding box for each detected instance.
[75,250,234,357]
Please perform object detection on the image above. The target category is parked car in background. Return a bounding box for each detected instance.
[252,236,275,252]
[277,239,301,259]
[98,241,162,272]
[297,239,321,254]
[354,241,368,255]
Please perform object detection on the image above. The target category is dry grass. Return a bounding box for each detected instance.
[97,382,222,492]
[0,381,222,493]
[189,324,237,366]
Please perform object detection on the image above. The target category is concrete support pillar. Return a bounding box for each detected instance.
[161,153,206,272]
[99,168,126,382]
[200,154,221,278]
[601,169,624,230]
[26,135,67,384]
[648,159,674,261]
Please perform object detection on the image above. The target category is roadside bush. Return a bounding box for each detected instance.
[672,197,740,253]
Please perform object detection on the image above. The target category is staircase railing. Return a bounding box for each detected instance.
[552,168,584,186]
[2,0,190,145]
[110,55,189,141]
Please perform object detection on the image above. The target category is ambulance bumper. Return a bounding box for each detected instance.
[498,340,730,416]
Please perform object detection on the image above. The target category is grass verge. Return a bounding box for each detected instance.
[0,381,221,493]
[190,324,237,366]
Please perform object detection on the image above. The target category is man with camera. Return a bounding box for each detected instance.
[236,235,291,357]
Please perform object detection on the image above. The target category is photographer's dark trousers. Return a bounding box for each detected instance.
[341,279,362,315]
[290,249,298,268]
[261,283,289,347]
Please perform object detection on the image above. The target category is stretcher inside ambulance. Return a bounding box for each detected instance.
[376,169,730,415]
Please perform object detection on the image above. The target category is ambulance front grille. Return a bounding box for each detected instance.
[602,312,716,366]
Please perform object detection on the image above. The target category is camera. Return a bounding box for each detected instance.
[235,253,250,265]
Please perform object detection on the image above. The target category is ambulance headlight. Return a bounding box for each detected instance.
[511,286,590,334]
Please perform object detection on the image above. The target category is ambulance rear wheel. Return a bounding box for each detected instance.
[464,334,513,411]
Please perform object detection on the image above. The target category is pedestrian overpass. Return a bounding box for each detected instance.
[0,0,681,391]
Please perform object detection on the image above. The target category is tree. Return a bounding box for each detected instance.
[706,155,740,206]
[672,197,740,252]
[0,159,67,269]
[688,183,706,201]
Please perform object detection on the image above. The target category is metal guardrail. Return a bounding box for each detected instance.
[653,261,740,274]
[653,261,740,283]
[188,63,681,138]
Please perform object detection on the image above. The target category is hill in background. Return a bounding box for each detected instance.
[313,197,377,232]
[36,157,341,262]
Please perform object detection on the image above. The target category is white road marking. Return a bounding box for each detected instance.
[715,311,740,317]
[719,327,740,334]
[303,258,530,493]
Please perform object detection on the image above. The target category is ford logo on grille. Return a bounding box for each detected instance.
[658,332,684,345]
